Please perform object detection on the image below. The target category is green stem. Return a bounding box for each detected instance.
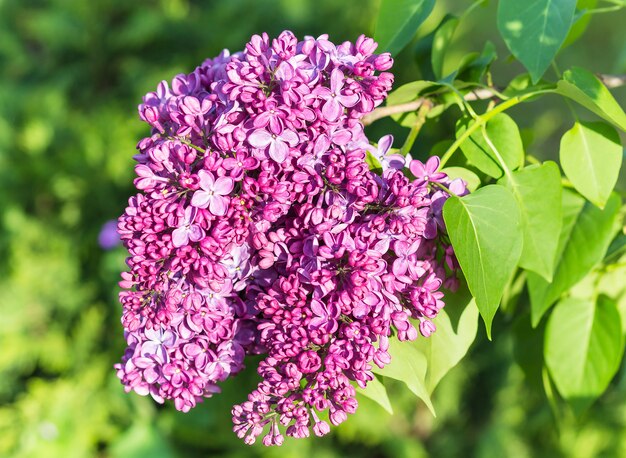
[439,95,526,167]
[480,124,513,182]
[431,180,453,194]
[399,100,433,156]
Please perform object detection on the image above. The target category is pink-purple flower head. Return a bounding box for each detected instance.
[117,28,465,446]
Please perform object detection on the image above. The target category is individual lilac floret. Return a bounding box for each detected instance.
[191,170,234,216]
[172,207,205,247]
[367,134,405,171]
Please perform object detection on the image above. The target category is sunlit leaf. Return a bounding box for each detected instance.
[441,166,481,192]
[374,0,436,55]
[413,302,479,393]
[545,296,624,409]
[373,337,434,414]
[431,15,459,80]
[356,375,394,415]
[528,191,621,326]
[443,185,523,337]
[560,121,623,208]
[499,162,563,281]
[556,67,626,131]
[456,113,525,178]
[497,0,577,83]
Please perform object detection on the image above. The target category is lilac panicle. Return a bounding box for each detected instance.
[116,29,465,445]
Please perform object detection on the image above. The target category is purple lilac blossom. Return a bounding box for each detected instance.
[115,30,465,446]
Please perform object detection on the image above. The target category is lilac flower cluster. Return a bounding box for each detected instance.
[115,30,465,444]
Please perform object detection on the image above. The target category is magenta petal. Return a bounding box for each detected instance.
[161,331,176,346]
[409,159,425,178]
[190,190,210,208]
[184,343,203,357]
[386,154,405,170]
[280,129,299,146]
[185,96,201,113]
[329,68,344,93]
[426,155,441,173]
[209,195,228,216]
[314,134,330,156]
[269,117,283,135]
[188,225,205,242]
[332,129,351,145]
[253,112,270,128]
[134,356,155,369]
[338,93,359,107]
[392,258,409,277]
[134,384,150,396]
[248,129,272,148]
[269,140,288,162]
[378,134,394,154]
[214,176,234,195]
[449,178,467,195]
[172,227,190,247]
[322,99,342,122]
[144,367,160,384]
[197,169,215,191]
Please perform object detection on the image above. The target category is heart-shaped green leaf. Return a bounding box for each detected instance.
[499,161,563,281]
[560,121,623,208]
[413,301,479,393]
[556,67,626,131]
[374,0,435,56]
[456,113,525,178]
[528,191,621,326]
[545,296,624,409]
[356,375,393,415]
[372,337,434,414]
[497,0,577,83]
[443,185,523,337]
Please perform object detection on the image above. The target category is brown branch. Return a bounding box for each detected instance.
[362,73,626,126]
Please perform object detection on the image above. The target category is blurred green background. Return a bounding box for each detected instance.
[1,0,625,457]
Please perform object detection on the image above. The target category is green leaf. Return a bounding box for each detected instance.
[556,67,626,131]
[456,113,525,178]
[365,151,383,174]
[513,312,546,390]
[528,191,621,326]
[457,41,498,83]
[413,301,479,393]
[560,121,623,208]
[443,185,523,337]
[441,166,481,192]
[604,232,626,263]
[562,0,598,48]
[503,73,556,98]
[545,296,624,408]
[431,15,459,80]
[497,0,577,83]
[356,375,394,415]
[374,0,435,56]
[386,80,439,106]
[499,162,563,281]
[372,337,434,414]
